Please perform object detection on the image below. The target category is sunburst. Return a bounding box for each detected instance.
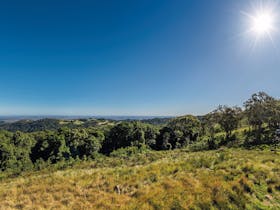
[241,1,279,50]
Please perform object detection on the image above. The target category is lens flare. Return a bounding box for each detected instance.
[240,1,279,50]
[251,12,275,35]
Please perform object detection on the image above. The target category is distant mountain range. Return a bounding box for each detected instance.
[0,115,173,123]
[0,116,173,132]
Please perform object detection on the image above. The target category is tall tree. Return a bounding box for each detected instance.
[266,99,280,130]
[244,92,275,142]
[156,115,201,150]
[102,122,155,153]
[212,105,242,140]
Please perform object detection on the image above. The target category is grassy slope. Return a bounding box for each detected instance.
[0,148,280,210]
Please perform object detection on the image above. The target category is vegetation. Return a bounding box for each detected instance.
[0,148,279,209]
[156,115,201,150]
[0,118,115,132]
[0,91,280,209]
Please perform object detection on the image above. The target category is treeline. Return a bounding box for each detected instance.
[0,119,62,132]
[0,92,280,173]
[0,118,170,133]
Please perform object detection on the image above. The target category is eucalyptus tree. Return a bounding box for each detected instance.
[244,92,275,142]
[212,105,242,140]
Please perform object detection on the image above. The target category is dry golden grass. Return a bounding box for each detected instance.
[0,148,280,209]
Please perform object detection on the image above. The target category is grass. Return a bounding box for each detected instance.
[0,148,280,209]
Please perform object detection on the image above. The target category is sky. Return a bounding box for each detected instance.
[0,0,280,116]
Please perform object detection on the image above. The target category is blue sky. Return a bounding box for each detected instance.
[0,0,279,116]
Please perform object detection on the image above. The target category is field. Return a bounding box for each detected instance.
[0,148,279,210]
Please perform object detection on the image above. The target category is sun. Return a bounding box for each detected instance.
[241,1,279,48]
[251,11,275,36]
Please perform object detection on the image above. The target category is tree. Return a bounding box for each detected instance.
[102,122,151,153]
[31,131,70,163]
[156,115,201,150]
[0,130,34,172]
[62,128,104,159]
[266,99,280,130]
[200,113,218,138]
[12,131,35,170]
[212,105,242,140]
[144,125,159,149]
[0,140,16,171]
[244,92,275,142]
[156,127,173,150]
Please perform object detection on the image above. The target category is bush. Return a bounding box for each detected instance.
[110,146,150,158]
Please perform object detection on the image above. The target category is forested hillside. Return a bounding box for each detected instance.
[0,118,116,132]
[0,91,279,173]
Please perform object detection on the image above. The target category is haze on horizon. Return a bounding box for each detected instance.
[0,0,279,116]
